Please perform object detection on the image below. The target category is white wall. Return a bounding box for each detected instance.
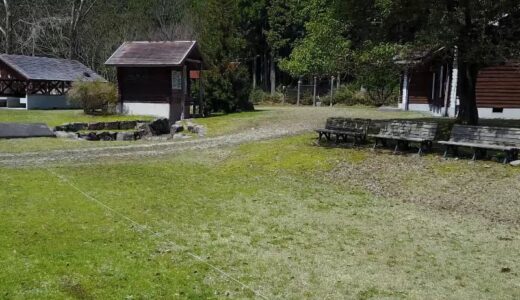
[408,103,456,117]
[122,102,170,118]
[478,108,520,119]
[25,95,79,109]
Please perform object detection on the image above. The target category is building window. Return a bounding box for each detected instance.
[492,108,504,113]
[172,70,182,90]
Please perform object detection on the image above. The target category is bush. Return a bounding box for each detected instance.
[249,88,285,104]
[203,64,254,113]
[68,81,118,115]
[322,82,398,107]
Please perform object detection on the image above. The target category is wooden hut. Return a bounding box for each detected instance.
[0,54,105,109]
[105,41,205,121]
[399,49,520,119]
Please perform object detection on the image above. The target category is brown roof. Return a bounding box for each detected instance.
[105,41,202,67]
[0,54,105,82]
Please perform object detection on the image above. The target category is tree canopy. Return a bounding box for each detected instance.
[0,0,519,121]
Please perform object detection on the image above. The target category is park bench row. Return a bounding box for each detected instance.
[315,118,520,163]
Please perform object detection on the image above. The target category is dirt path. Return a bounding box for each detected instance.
[0,126,311,167]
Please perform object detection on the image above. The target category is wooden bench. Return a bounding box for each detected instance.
[369,120,438,155]
[315,118,371,145]
[438,125,520,163]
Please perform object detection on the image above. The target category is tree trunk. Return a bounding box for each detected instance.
[270,51,276,95]
[2,0,11,54]
[252,55,257,90]
[456,62,479,125]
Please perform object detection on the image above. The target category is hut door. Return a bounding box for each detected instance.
[170,69,183,121]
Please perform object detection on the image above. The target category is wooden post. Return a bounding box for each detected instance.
[180,64,187,120]
[443,65,451,117]
[337,72,340,90]
[330,76,335,107]
[252,55,257,90]
[297,79,302,106]
[401,70,410,111]
[313,76,317,107]
[270,51,276,96]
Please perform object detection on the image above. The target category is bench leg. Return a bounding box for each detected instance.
[504,150,518,164]
[393,142,400,154]
[418,142,424,156]
[443,145,450,158]
[372,138,379,150]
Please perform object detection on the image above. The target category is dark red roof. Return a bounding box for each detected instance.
[105,41,202,67]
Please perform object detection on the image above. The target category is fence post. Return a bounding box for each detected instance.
[313,76,317,107]
[297,79,301,106]
[330,76,335,107]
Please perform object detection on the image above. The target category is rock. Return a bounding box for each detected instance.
[54,125,67,131]
[87,122,105,131]
[119,120,137,130]
[136,122,153,137]
[79,132,100,141]
[510,160,520,167]
[116,131,136,141]
[61,122,87,132]
[54,131,78,139]
[149,118,170,135]
[171,124,184,133]
[98,131,117,141]
[104,121,120,130]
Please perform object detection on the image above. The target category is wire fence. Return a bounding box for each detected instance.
[283,77,338,106]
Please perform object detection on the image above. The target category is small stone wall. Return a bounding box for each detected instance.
[53,118,205,142]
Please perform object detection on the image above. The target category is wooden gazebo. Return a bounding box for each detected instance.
[105,41,205,121]
[0,54,105,109]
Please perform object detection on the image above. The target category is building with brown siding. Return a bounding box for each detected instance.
[105,41,205,121]
[400,50,520,119]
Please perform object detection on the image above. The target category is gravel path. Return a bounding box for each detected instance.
[0,126,312,167]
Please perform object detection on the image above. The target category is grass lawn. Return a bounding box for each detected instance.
[0,106,426,153]
[1,134,519,299]
[0,109,154,127]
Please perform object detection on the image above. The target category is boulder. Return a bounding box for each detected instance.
[171,124,184,133]
[510,160,520,167]
[55,131,79,139]
[149,118,170,135]
[87,122,105,131]
[61,122,87,132]
[116,131,136,141]
[119,120,137,130]
[98,131,117,141]
[136,122,153,137]
[79,132,100,141]
[104,121,120,130]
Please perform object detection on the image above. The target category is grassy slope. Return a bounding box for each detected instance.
[1,134,518,299]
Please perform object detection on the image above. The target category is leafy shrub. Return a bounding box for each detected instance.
[67,81,118,115]
[322,83,398,107]
[203,64,254,113]
[249,88,286,104]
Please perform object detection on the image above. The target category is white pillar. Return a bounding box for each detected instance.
[449,47,459,117]
[401,71,409,110]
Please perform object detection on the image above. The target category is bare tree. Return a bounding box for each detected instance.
[0,0,12,53]
[68,0,97,59]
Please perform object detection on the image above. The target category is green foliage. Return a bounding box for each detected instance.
[322,83,369,106]
[354,43,401,106]
[67,81,118,115]
[280,9,351,77]
[203,64,253,113]
[249,88,284,104]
